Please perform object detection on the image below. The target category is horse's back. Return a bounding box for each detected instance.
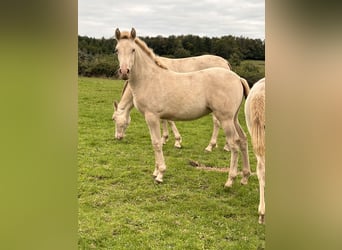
[158,55,230,72]
[190,55,230,70]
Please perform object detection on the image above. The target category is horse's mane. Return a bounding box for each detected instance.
[134,38,168,70]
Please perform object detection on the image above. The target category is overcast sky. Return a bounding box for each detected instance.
[78,0,264,39]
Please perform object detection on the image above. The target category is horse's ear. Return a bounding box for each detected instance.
[114,101,118,110]
[115,28,121,40]
[131,28,136,39]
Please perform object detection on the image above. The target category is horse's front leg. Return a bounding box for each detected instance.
[145,113,166,183]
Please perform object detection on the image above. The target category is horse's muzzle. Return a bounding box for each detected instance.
[120,74,129,80]
[115,134,124,140]
[119,68,129,80]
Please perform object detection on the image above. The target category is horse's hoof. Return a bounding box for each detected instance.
[224,180,233,188]
[205,146,212,152]
[240,177,248,185]
[174,142,182,149]
[154,172,164,183]
[258,214,265,224]
[223,145,230,152]
[152,170,159,178]
[155,177,163,183]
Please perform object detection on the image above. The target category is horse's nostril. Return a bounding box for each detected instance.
[119,69,122,74]
[127,69,130,74]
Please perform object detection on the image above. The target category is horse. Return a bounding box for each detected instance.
[244,77,265,224]
[115,28,250,188]
[112,54,235,152]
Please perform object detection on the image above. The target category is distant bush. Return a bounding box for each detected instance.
[234,61,265,87]
[78,51,119,78]
[174,48,191,58]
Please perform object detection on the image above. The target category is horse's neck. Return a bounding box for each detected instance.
[118,85,134,112]
[130,47,161,86]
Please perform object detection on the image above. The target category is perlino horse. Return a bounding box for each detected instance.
[244,77,265,224]
[115,28,250,188]
[113,54,236,151]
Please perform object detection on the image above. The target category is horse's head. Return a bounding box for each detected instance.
[115,28,137,80]
[112,101,131,140]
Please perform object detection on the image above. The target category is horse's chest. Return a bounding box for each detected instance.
[132,96,145,114]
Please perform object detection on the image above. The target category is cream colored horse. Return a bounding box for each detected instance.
[115,28,250,187]
[244,77,265,224]
[113,54,233,151]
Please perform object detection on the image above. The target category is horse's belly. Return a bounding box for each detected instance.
[160,105,210,121]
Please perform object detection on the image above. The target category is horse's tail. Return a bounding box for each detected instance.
[250,94,265,156]
[240,77,250,98]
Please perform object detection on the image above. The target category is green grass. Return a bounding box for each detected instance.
[78,77,265,249]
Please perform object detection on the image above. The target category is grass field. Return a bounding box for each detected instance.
[78,77,265,249]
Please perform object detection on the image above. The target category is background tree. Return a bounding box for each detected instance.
[78,34,265,82]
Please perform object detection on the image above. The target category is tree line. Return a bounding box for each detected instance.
[78,34,265,85]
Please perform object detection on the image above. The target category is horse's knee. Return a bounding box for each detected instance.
[151,140,163,152]
[239,136,248,148]
[227,142,239,152]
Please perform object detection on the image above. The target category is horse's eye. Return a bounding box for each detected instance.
[114,49,118,54]
[132,48,135,53]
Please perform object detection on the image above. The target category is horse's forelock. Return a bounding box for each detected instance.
[119,31,132,39]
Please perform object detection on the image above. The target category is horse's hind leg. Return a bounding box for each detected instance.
[168,121,182,148]
[256,155,265,223]
[161,120,169,145]
[205,115,220,152]
[234,117,251,185]
[204,115,230,152]
[219,118,240,188]
[145,113,167,183]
